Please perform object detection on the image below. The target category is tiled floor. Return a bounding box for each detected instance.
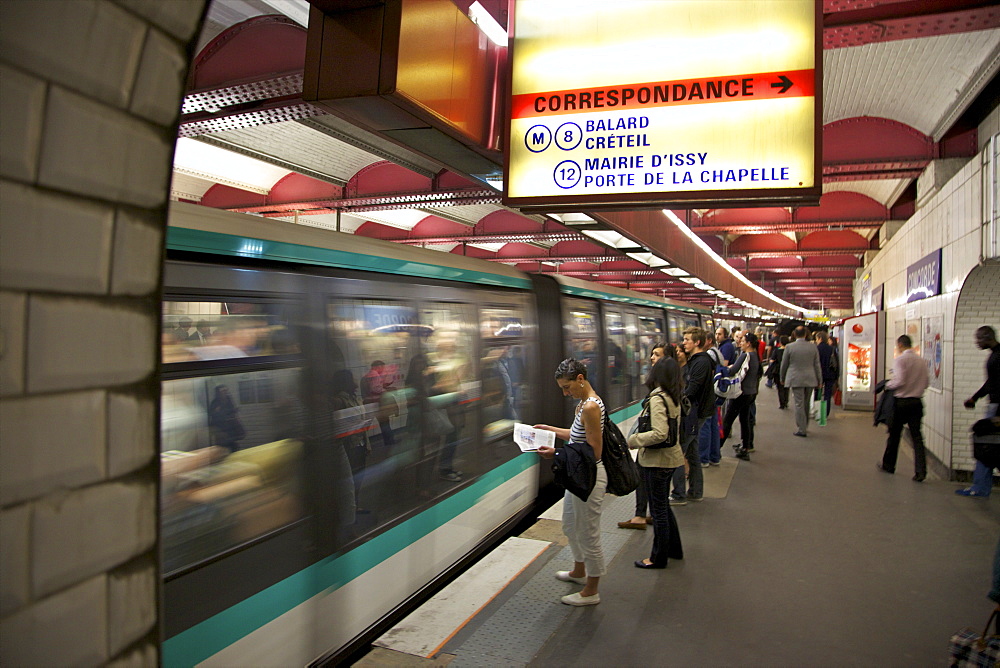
[360,392,999,666]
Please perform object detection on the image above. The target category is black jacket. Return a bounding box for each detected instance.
[685,350,717,419]
[874,379,895,427]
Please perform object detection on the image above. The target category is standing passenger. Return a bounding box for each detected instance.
[535,359,607,606]
[876,335,929,481]
[957,326,1000,497]
[628,356,685,568]
[717,327,736,365]
[619,342,667,530]
[767,336,790,409]
[721,333,762,460]
[699,330,725,468]
[781,326,822,437]
[671,328,715,504]
[815,331,837,422]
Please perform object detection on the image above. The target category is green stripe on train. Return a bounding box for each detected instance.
[162,454,536,667]
[167,227,534,290]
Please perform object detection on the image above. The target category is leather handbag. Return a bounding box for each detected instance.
[637,394,678,449]
[601,413,641,496]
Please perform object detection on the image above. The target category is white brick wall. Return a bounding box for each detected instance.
[857,117,999,478]
[0,0,205,663]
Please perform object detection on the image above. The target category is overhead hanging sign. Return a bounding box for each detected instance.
[503,0,821,211]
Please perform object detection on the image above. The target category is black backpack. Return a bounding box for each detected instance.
[601,413,641,496]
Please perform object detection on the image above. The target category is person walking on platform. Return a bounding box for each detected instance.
[671,327,715,504]
[698,330,725,468]
[957,325,1000,497]
[767,335,790,409]
[876,335,929,481]
[815,331,838,422]
[535,359,607,606]
[780,326,822,437]
[628,356,685,568]
[619,342,667,530]
[721,333,762,461]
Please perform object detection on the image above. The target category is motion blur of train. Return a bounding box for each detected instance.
[159,201,714,666]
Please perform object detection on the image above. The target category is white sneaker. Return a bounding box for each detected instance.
[561,591,600,606]
[555,570,587,585]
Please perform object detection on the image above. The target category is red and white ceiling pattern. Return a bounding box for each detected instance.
[172,0,1000,315]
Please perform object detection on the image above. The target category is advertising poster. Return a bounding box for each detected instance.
[845,314,875,394]
[905,320,921,354]
[922,315,943,391]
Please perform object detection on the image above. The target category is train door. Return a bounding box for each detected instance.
[562,297,602,396]
[637,308,666,385]
[603,307,629,411]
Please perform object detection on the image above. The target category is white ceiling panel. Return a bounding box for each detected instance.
[823,179,909,208]
[824,30,1000,136]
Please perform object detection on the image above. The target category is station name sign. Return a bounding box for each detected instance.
[503,0,821,211]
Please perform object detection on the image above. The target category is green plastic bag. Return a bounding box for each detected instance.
[818,399,827,426]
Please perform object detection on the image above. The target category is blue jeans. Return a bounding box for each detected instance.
[970,403,998,495]
[672,417,706,499]
[698,409,721,464]
[642,466,683,565]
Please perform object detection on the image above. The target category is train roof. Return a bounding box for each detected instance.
[167,202,710,314]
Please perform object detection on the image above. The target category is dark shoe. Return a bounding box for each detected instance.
[668,496,687,506]
[745,447,755,452]
[912,474,925,482]
[735,449,750,461]
[793,431,807,437]
[689,495,704,502]
[617,520,647,530]
[875,462,894,475]
[634,559,667,569]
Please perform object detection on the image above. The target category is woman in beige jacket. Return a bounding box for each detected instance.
[627,356,686,568]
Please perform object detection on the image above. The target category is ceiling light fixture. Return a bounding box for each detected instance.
[469,2,509,46]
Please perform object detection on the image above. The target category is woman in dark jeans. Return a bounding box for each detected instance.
[721,332,762,461]
[627,356,685,568]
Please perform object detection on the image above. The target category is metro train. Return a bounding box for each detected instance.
[159,201,713,666]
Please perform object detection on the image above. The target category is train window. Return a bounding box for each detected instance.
[563,300,601,391]
[162,301,300,362]
[604,310,628,410]
[638,313,665,381]
[160,368,305,574]
[479,307,530,442]
[420,303,479,482]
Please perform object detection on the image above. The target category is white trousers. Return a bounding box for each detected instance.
[562,461,607,577]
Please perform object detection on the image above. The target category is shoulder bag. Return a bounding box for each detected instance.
[636,394,678,449]
[602,413,641,496]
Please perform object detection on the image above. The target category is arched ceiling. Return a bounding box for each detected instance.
[170,0,1000,316]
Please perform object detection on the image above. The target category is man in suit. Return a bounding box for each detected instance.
[780,326,822,437]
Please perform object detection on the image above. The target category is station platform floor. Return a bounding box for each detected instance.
[357,390,999,667]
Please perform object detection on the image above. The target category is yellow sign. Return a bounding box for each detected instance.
[504,0,820,209]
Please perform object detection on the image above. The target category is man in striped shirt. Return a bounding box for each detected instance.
[877,335,930,481]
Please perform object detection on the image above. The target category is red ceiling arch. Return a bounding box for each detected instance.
[476,210,543,234]
[823,116,933,163]
[730,233,797,253]
[795,190,887,221]
[799,229,869,250]
[269,172,341,203]
[188,15,306,90]
[200,184,266,209]
[347,161,432,197]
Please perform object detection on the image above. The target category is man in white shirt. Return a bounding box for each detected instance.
[876,335,930,481]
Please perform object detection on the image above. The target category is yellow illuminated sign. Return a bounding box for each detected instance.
[504,0,820,209]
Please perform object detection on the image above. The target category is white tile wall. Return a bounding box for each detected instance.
[0,574,108,667]
[858,133,997,476]
[0,291,25,396]
[107,391,156,477]
[0,503,30,616]
[108,558,156,656]
[115,0,204,42]
[26,296,156,392]
[0,65,45,182]
[38,86,173,209]
[130,26,188,126]
[0,0,205,661]
[0,180,114,294]
[31,480,156,597]
[106,641,157,668]
[0,0,145,109]
[111,208,164,296]
[0,391,106,506]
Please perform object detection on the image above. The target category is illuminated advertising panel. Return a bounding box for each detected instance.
[504,0,820,210]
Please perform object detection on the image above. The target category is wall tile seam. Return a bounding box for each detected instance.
[109,0,205,43]
[105,554,159,654]
[4,451,157,508]
[0,177,170,233]
[4,380,157,408]
[44,79,178,146]
[107,631,160,667]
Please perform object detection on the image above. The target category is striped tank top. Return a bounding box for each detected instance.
[570,396,605,448]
